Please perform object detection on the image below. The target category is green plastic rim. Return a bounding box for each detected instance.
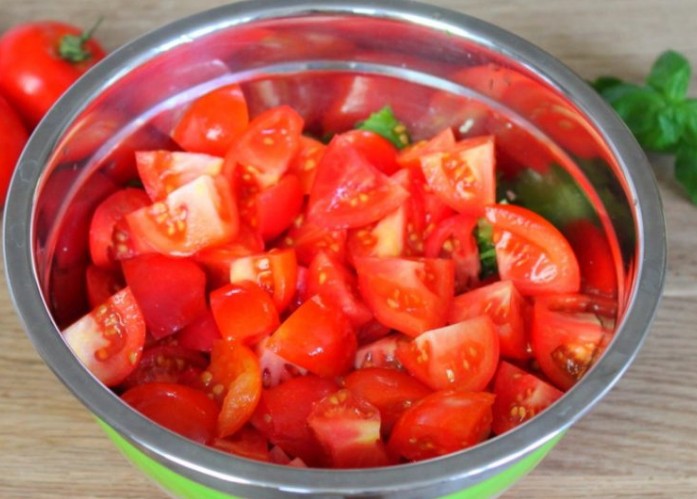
[98,420,563,498]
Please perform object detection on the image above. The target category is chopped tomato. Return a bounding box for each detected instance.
[255,173,304,241]
[212,426,271,462]
[288,135,326,194]
[397,316,500,391]
[122,254,207,339]
[171,83,249,157]
[282,214,347,266]
[448,280,530,360]
[354,256,454,337]
[341,129,401,175]
[176,309,222,353]
[62,287,146,387]
[267,295,356,378]
[193,225,264,288]
[346,202,407,261]
[121,382,219,444]
[307,389,391,468]
[485,204,581,296]
[255,337,307,388]
[119,341,208,391]
[491,361,563,435]
[85,264,124,309]
[354,335,404,370]
[388,390,494,462]
[397,127,456,170]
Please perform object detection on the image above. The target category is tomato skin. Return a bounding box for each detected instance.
[354,335,404,370]
[122,254,208,339]
[176,309,222,353]
[288,135,326,194]
[282,215,347,267]
[388,390,494,462]
[171,83,249,157]
[118,342,208,391]
[341,129,401,175]
[563,219,618,299]
[0,94,29,205]
[85,264,124,309]
[212,426,271,462]
[121,382,219,444]
[0,21,106,128]
[485,204,581,296]
[397,127,456,170]
[255,173,304,242]
[193,225,264,288]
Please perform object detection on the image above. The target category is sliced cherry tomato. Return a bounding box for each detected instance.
[448,280,530,360]
[0,94,29,205]
[122,253,207,339]
[171,83,249,157]
[341,129,401,175]
[398,127,457,170]
[88,188,151,268]
[419,135,495,215]
[176,309,222,353]
[210,281,280,345]
[307,389,391,468]
[355,319,392,345]
[347,202,407,261]
[306,133,409,229]
[266,294,356,378]
[255,173,304,241]
[121,382,219,444]
[255,337,307,388]
[135,150,224,201]
[388,390,494,462]
[119,341,208,391]
[491,361,563,435]
[397,316,500,392]
[485,204,581,296]
[212,426,271,462]
[354,335,404,370]
[251,375,339,466]
[193,225,264,288]
[126,174,239,256]
[288,135,326,194]
[228,248,298,313]
[354,256,454,337]
[281,214,347,266]
[85,264,125,309]
[62,287,146,387]
[344,367,432,434]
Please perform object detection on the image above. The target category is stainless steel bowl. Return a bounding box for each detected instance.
[3,0,666,497]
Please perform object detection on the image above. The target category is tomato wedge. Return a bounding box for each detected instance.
[282,215,347,266]
[119,341,208,391]
[85,264,124,309]
[288,135,326,195]
[255,173,304,241]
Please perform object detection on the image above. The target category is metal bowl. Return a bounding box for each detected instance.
[3,0,666,497]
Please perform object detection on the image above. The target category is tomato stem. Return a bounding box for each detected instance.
[58,17,104,63]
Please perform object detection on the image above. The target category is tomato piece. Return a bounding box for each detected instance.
[288,135,326,194]
[210,281,280,345]
[0,94,29,205]
[224,105,304,188]
[397,316,500,392]
[119,341,208,391]
[126,175,239,257]
[62,287,146,387]
[256,173,304,241]
[397,127,456,170]
[424,214,481,293]
[256,337,308,388]
[355,319,392,345]
[341,129,401,175]
[85,264,125,309]
[193,225,264,288]
[135,150,224,201]
[388,390,494,462]
[485,204,581,296]
[122,253,207,339]
[306,133,409,229]
[171,83,249,157]
[267,295,356,378]
[281,214,347,266]
[449,280,530,360]
[308,389,391,468]
[204,341,263,438]
[491,361,564,435]
[121,382,219,444]
[530,294,608,390]
[176,309,222,353]
[251,375,339,466]
[347,202,407,261]
[354,256,454,337]
[228,248,298,313]
[88,188,151,268]
[344,367,432,434]
[212,426,271,462]
[419,135,496,215]
[354,335,404,370]
[307,251,373,328]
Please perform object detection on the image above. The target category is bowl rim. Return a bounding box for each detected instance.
[3,0,666,496]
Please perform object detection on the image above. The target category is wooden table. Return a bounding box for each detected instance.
[2,1,696,497]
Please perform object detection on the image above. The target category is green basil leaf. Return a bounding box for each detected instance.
[356,106,411,149]
[474,218,497,280]
[590,76,625,94]
[680,98,697,146]
[675,145,697,204]
[646,50,691,101]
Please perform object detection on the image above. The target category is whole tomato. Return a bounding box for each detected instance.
[0,21,106,128]
[0,94,29,205]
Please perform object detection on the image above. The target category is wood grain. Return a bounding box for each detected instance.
[2,1,696,498]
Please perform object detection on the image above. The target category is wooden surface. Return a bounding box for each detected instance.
[2,1,696,497]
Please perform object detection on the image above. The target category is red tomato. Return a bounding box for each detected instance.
[306,133,409,229]
[307,389,391,468]
[288,135,326,194]
[176,309,222,353]
[267,295,356,378]
[210,281,280,345]
[126,174,239,256]
[255,337,308,388]
[388,390,494,462]
[281,214,347,266]
[121,382,219,444]
[344,367,432,433]
[171,83,249,157]
[491,361,563,435]
[135,150,224,201]
[193,226,264,287]
[212,426,271,462]
[397,316,500,392]
[0,94,29,204]
[397,127,456,170]
[122,254,207,339]
[448,280,530,360]
[119,341,208,391]
[347,202,408,261]
[255,173,304,241]
[251,375,339,466]
[341,129,401,175]
[419,135,496,215]
[0,21,106,128]
[228,248,298,313]
[354,335,404,370]
[485,204,581,296]
[88,188,151,268]
[62,287,146,387]
[85,264,124,309]
[354,256,454,337]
